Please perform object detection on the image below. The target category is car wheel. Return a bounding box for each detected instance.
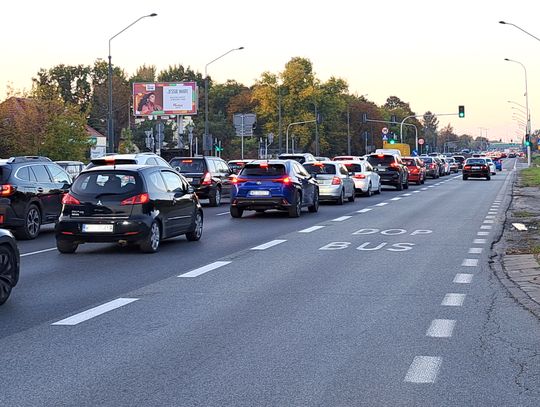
[0,245,18,306]
[15,204,41,240]
[376,183,382,194]
[364,183,372,197]
[186,210,203,241]
[209,187,221,207]
[396,181,403,191]
[56,240,78,254]
[486,174,491,181]
[420,177,425,185]
[230,206,243,218]
[140,221,160,253]
[403,179,409,189]
[308,190,319,213]
[336,189,345,205]
[348,188,356,202]
[288,192,302,217]
[463,175,468,180]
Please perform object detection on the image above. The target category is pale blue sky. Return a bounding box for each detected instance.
[3,0,539,141]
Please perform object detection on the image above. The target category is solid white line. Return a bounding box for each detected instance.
[299,225,326,233]
[454,273,473,284]
[468,248,483,254]
[21,247,57,257]
[473,239,487,244]
[251,239,287,250]
[357,208,373,213]
[179,261,232,278]
[426,319,456,338]
[441,293,466,306]
[480,225,492,230]
[52,298,138,326]
[390,197,402,201]
[216,212,230,216]
[332,216,352,222]
[374,202,388,207]
[477,232,489,236]
[404,356,442,383]
[462,258,479,267]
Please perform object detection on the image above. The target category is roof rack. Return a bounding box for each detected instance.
[7,156,52,164]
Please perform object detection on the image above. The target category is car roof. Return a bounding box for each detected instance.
[80,164,161,173]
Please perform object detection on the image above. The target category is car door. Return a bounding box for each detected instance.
[217,159,233,197]
[339,164,354,197]
[29,164,59,222]
[160,170,195,233]
[293,162,315,206]
[145,169,177,238]
[45,164,72,217]
[364,162,379,189]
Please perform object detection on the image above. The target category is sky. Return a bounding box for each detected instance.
[3,0,540,142]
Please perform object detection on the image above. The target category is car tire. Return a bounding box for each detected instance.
[288,192,302,218]
[396,181,403,191]
[230,206,243,218]
[486,175,491,181]
[420,177,425,185]
[0,245,18,306]
[403,179,409,189]
[15,204,41,240]
[140,221,160,253]
[375,183,382,194]
[463,175,468,180]
[308,190,319,213]
[186,210,203,241]
[336,189,344,205]
[364,183,372,197]
[56,239,78,254]
[209,187,221,207]
[348,188,356,202]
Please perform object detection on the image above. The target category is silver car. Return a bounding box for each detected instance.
[303,161,355,204]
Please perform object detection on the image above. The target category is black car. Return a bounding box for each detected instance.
[366,153,409,190]
[55,164,203,253]
[0,156,72,239]
[0,228,20,305]
[169,156,233,206]
[462,158,490,180]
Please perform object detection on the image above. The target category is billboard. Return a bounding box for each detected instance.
[133,82,198,116]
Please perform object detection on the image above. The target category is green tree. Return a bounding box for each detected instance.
[130,64,157,83]
[118,128,139,153]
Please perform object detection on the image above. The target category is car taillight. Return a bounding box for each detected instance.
[62,193,80,205]
[121,193,149,205]
[331,176,342,185]
[201,172,212,185]
[409,167,419,173]
[353,174,366,179]
[0,184,15,196]
[280,176,291,184]
[389,162,399,168]
[464,165,471,170]
[232,176,247,185]
[430,164,437,169]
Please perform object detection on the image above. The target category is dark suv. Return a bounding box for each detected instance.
[0,156,72,239]
[366,153,409,190]
[169,156,233,206]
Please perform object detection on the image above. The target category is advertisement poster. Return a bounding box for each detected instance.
[133,82,198,116]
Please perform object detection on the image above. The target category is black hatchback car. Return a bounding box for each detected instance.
[55,164,203,253]
[0,156,72,239]
[169,156,233,206]
[366,153,409,190]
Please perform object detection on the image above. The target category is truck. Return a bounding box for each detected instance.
[381,142,411,156]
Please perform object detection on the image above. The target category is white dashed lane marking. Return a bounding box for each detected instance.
[357,208,373,213]
[454,273,473,284]
[404,356,442,383]
[390,197,402,201]
[374,202,388,207]
[332,216,352,222]
[179,261,232,278]
[299,226,326,233]
[251,239,287,250]
[468,248,483,254]
[216,212,230,216]
[473,239,487,244]
[477,232,489,236]
[480,225,492,230]
[52,298,139,326]
[441,293,466,307]
[462,258,479,267]
[21,247,57,257]
[426,319,456,338]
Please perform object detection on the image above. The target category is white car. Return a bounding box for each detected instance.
[485,158,496,175]
[340,160,381,197]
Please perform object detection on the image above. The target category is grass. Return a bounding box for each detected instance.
[513,210,535,218]
[520,163,540,187]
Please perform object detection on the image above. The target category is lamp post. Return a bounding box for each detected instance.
[204,47,244,155]
[504,57,531,165]
[108,13,157,154]
[499,21,540,42]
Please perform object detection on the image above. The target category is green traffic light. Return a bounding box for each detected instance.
[389,139,396,144]
[458,105,465,118]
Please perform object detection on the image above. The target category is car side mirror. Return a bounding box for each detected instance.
[187,186,195,194]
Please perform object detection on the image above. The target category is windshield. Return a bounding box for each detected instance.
[303,163,337,175]
[367,155,395,166]
[343,163,363,172]
[466,159,486,165]
[402,159,417,166]
[170,159,206,173]
[240,164,286,177]
[72,171,140,196]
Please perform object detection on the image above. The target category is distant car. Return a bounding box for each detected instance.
[484,158,496,175]
[452,155,466,170]
[0,156,72,239]
[55,161,86,180]
[366,153,409,190]
[340,160,381,196]
[277,153,316,164]
[303,161,355,204]
[86,153,172,169]
[462,158,490,180]
[228,159,254,174]
[402,156,426,185]
[55,164,203,253]
[230,160,319,218]
[419,157,440,179]
[493,157,503,171]
[314,156,331,162]
[0,229,20,305]
[446,157,459,173]
[169,156,233,206]
[332,155,365,161]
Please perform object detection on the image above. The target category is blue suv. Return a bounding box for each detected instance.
[230,160,319,218]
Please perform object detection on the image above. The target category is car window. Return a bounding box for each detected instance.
[15,166,37,182]
[31,165,52,182]
[46,164,71,184]
[304,163,337,175]
[170,159,206,173]
[72,172,139,195]
[466,159,486,165]
[343,163,363,173]
[155,157,170,167]
[294,162,310,177]
[161,171,184,193]
[339,165,349,176]
[402,158,416,166]
[145,157,159,165]
[146,170,168,193]
[241,164,286,176]
[367,155,395,166]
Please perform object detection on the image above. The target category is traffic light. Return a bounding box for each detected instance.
[458,105,465,118]
[525,134,531,147]
[361,113,368,124]
[389,138,396,144]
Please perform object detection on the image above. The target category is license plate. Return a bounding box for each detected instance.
[377,168,386,172]
[82,224,114,233]
[472,166,480,170]
[185,177,193,182]
[248,190,270,196]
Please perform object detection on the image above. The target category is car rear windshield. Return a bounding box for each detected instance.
[87,158,137,168]
[343,163,363,172]
[169,159,206,173]
[402,158,417,166]
[278,155,308,163]
[420,157,433,163]
[0,166,10,183]
[303,163,337,175]
[367,155,395,165]
[466,159,486,165]
[240,164,286,176]
[71,171,141,196]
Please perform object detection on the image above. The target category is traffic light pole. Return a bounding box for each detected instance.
[365,118,417,149]
[400,112,462,152]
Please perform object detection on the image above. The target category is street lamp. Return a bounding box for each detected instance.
[204,47,244,155]
[107,13,157,154]
[504,57,531,165]
[499,21,540,42]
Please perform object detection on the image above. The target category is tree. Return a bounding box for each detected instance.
[130,64,157,83]
[422,111,439,151]
[118,128,139,153]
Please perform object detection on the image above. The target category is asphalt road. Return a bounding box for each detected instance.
[3,158,540,406]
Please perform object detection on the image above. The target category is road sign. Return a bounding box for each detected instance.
[382,127,389,135]
[382,135,388,141]
[418,138,425,145]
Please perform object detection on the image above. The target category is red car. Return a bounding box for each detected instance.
[402,156,426,184]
